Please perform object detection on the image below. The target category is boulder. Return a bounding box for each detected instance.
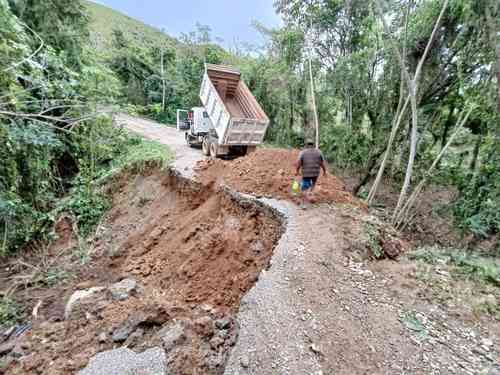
[78,347,166,375]
[108,279,137,301]
[157,321,186,352]
[64,287,107,320]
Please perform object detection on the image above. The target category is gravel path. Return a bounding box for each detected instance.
[117,114,499,375]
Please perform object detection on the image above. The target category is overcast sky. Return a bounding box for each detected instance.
[91,0,282,48]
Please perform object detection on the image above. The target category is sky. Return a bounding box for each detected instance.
[91,0,282,49]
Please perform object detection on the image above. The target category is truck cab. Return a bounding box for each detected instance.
[177,107,213,147]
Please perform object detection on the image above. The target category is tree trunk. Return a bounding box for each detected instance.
[469,134,482,172]
[436,105,455,169]
[161,48,166,112]
[353,146,386,196]
[308,57,320,148]
[485,0,500,148]
[367,94,410,204]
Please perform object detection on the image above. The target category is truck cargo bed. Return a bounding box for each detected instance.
[200,64,269,146]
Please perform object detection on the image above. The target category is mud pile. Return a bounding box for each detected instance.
[5,169,282,374]
[196,148,357,205]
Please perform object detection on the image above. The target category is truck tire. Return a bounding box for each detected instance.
[202,137,210,156]
[209,143,218,158]
[246,146,257,154]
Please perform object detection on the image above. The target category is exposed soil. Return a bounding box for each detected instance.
[195,148,360,206]
[1,169,282,374]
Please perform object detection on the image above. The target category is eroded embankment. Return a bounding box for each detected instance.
[6,168,283,374]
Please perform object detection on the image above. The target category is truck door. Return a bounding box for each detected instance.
[176,109,190,131]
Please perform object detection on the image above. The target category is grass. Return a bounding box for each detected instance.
[82,0,177,53]
[99,136,173,180]
[408,246,500,287]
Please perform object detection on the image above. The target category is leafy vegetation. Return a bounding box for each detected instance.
[0,297,21,327]
[0,0,172,256]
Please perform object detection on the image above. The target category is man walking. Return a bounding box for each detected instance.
[295,139,327,208]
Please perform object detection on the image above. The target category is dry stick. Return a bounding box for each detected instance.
[375,0,449,223]
[394,106,473,228]
[3,22,45,73]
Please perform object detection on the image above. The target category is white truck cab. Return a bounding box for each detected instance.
[177,107,213,147]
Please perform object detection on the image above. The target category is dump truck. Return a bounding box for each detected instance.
[177,64,269,158]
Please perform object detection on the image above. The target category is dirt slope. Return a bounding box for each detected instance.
[196,148,357,205]
[4,170,282,374]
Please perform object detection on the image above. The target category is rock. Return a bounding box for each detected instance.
[98,332,108,343]
[108,279,137,301]
[489,364,500,375]
[240,354,250,368]
[112,320,138,343]
[310,343,321,354]
[0,341,14,355]
[157,321,186,352]
[10,343,25,358]
[215,316,231,330]
[205,352,225,370]
[194,316,214,337]
[209,335,225,349]
[124,328,144,347]
[78,347,166,375]
[481,338,494,347]
[65,287,107,320]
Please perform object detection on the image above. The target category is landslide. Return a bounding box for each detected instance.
[195,148,357,205]
[5,168,282,374]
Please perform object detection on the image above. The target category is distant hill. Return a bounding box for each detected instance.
[82,0,177,51]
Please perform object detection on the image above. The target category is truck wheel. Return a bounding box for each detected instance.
[202,137,210,156]
[185,133,193,147]
[209,143,218,158]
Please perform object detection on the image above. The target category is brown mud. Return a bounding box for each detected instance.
[196,148,361,206]
[1,168,283,374]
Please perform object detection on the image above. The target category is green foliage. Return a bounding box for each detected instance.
[408,246,500,287]
[0,297,21,327]
[61,181,109,237]
[363,222,384,259]
[453,142,500,238]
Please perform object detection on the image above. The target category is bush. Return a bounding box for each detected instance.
[453,144,500,239]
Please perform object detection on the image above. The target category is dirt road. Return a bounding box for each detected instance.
[113,115,499,374]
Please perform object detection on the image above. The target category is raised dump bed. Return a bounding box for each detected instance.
[199,64,269,157]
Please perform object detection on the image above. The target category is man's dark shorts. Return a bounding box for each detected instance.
[301,176,318,191]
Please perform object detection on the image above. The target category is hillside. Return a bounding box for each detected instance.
[82,0,177,51]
